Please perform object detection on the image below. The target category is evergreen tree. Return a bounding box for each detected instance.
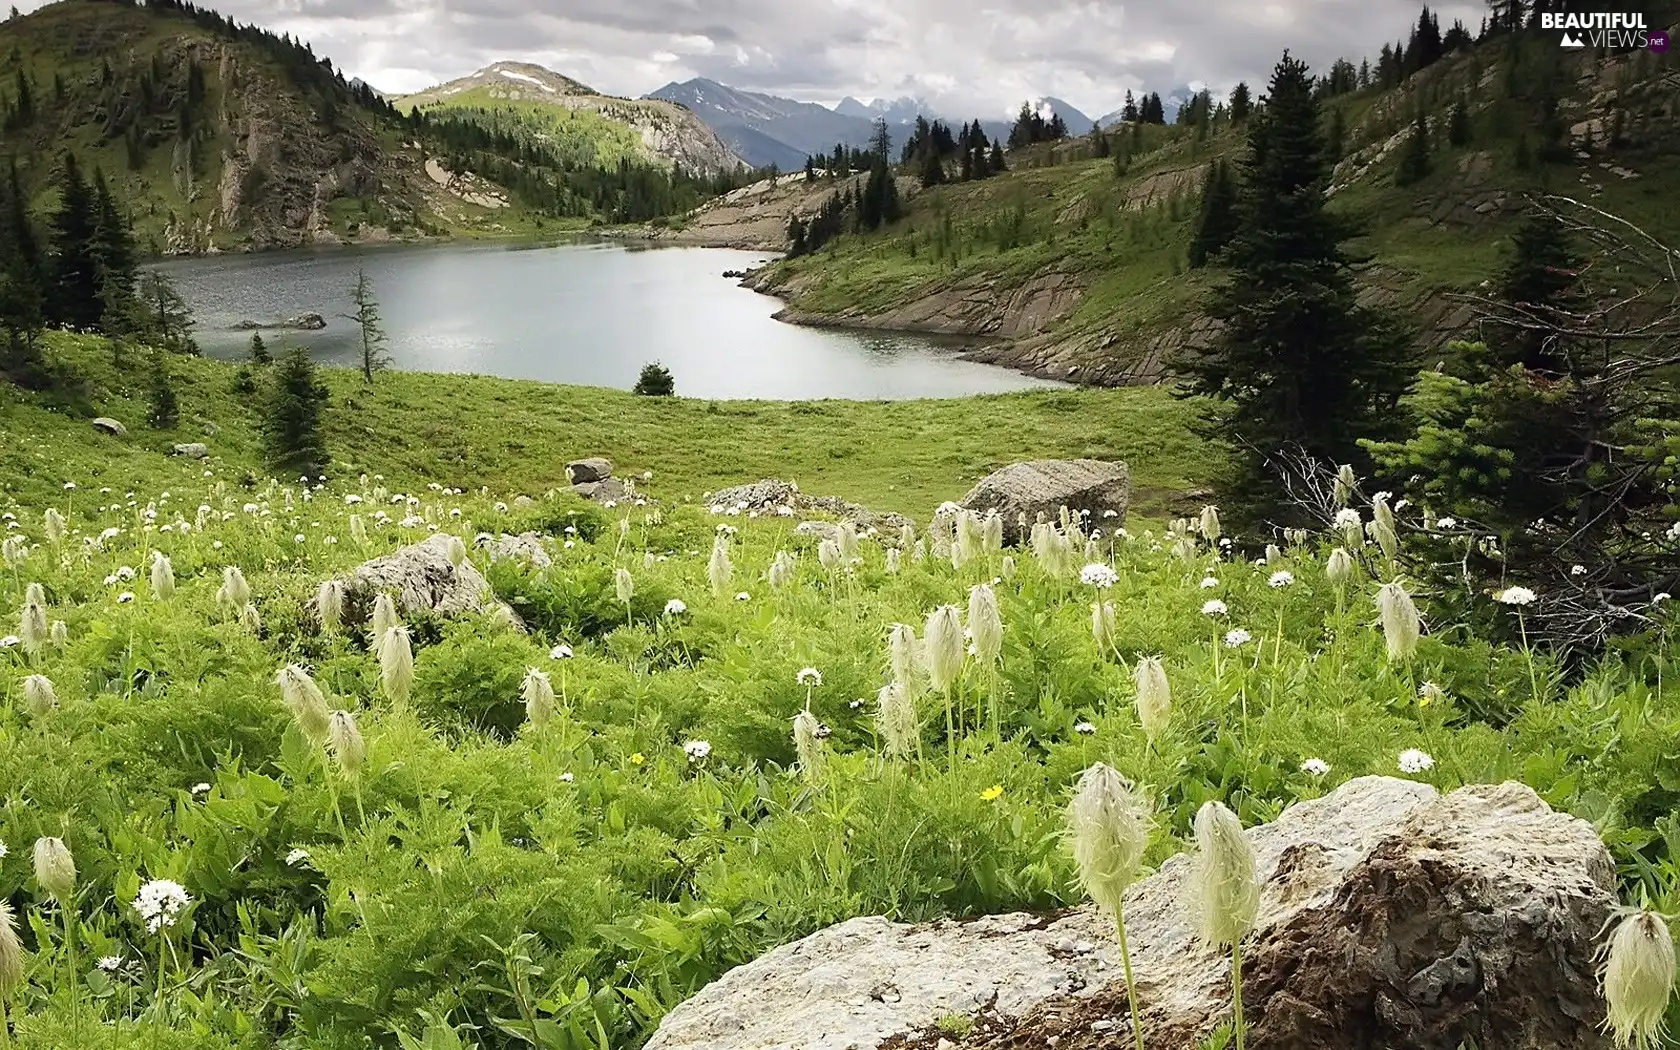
[90,169,138,330]
[147,353,180,428]
[804,156,817,182]
[1447,97,1471,146]
[1175,52,1413,526]
[134,270,196,353]
[47,152,101,330]
[0,158,44,370]
[1229,82,1252,122]
[1091,123,1110,157]
[249,330,271,365]
[633,361,675,395]
[989,141,1006,173]
[1491,208,1583,372]
[1327,107,1346,160]
[1121,90,1138,123]
[263,346,330,476]
[342,268,389,384]
[1187,159,1238,268]
[1394,109,1431,185]
[918,148,944,187]
[787,214,808,256]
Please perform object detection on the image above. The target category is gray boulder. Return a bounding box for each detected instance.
[643,777,1613,1050]
[566,457,613,484]
[340,533,523,631]
[573,477,630,504]
[959,459,1130,545]
[475,531,552,569]
[91,417,126,437]
[710,479,911,535]
[171,442,209,459]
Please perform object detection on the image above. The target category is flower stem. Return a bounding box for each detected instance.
[1115,911,1146,1050]
[1231,941,1246,1050]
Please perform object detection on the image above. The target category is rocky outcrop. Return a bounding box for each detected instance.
[91,417,127,437]
[709,479,912,535]
[171,442,209,459]
[565,458,632,504]
[645,778,1615,1050]
[958,460,1129,544]
[474,532,552,569]
[755,265,1083,342]
[233,314,327,331]
[565,458,613,485]
[340,533,521,629]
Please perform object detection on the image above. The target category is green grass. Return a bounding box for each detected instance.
[1,334,1210,519]
[0,334,1674,1050]
[402,91,655,171]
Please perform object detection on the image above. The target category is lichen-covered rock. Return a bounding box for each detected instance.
[171,442,209,459]
[566,457,613,484]
[341,533,522,630]
[91,417,127,437]
[643,778,1614,1050]
[573,477,629,504]
[958,459,1129,545]
[709,479,911,534]
[475,531,552,569]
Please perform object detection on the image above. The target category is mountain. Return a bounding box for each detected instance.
[647,78,880,169]
[1033,96,1096,132]
[0,2,741,254]
[834,95,927,125]
[395,62,746,175]
[1096,85,1201,127]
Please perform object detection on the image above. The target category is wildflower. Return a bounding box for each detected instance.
[615,568,634,604]
[1598,910,1675,1049]
[1334,464,1356,507]
[792,709,825,780]
[1300,758,1330,776]
[369,592,401,640]
[1224,629,1252,648]
[1081,563,1119,588]
[0,901,24,999]
[217,566,251,612]
[314,580,345,633]
[1199,505,1221,544]
[1264,544,1283,564]
[629,752,644,766]
[708,534,733,597]
[237,599,258,626]
[1334,507,1362,532]
[735,591,751,601]
[1398,748,1435,774]
[1376,581,1421,662]
[445,534,468,569]
[22,674,56,716]
[19,591,48,655]
[1001,554,1016,579]
[550,644,573,660]
[967,584,1003,667]
[796,667,823,687]
[1268,570,1295,588]
[33,837,75,900]
[1418,681,1448,707]
[1435,516,1457,530]
[1201,599,1228,617]
[285,847,311,867]
[924,605,965,693]
[664,598,687,617]
[888,623,922,693]
[277,665,332,745]
[559,771,575,782]
[1495,586,1537,607]
[349,514,368,545]
[1200,576,1220,589]
[1067,764,1150,917]
[768,550,795,590]
[95,954,124,972]
[378,626,414,706]
[683,739,711,763]
[836,521,860,563]
[1326,547,1354,588]
[133,879,191,934]
[980,784,1004,801]
[817,538,841,572]
[327,711,365,778]
[1189,801,1259,948]
[44,507,66,545]
[1074,720,1096,735]
[1571,564,1586,577]
[522,669,556,728]
[118,591,135,605]
[877,680,918,760]
[1133,657,1171,742]
[191,783,211,796]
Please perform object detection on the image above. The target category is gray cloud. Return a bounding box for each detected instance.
[21,0,1485,117]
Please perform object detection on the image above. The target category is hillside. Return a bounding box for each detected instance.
[0,333,1675,1048]
[731,35,1680,386]
[394,62,747,176]
[0,2,739,254]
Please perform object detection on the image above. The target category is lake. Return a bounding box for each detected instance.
[154,241,1066,400]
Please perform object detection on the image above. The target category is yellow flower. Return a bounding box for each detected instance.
[980,784,1004,802]
[629,753,645,766]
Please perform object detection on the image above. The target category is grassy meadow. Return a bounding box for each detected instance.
[0,339,1676,1048]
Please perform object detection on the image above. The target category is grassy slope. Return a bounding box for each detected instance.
[0,334,1210,519]
[0,336,1675,1050]
[755,40,1680,376]
[398,88,654,170]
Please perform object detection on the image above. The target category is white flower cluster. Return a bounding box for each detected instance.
[133,878,191,934]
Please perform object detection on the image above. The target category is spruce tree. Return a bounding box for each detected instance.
[1188,159,1238,268]
[0,157,44,369]
[249,331,271,365]
[1447,97,1471,146]
[263,346,330,476]
[147,353,179,428]
[90,168,138,330]
[1394,109,1431,185]
[1229,82,1252,122]
[342,268,389,384]
[47,151,100,330]
[1175,51,1414,526]
[989,142,1006,173]
[1492,208,1582,372]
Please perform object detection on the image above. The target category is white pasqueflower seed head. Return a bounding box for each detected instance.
[1335,464,1357,507]
[43,507,67,545]
[1091,600,1118,651]
[445,534,468,569]
[315,579,345,633]
[1198,505,1221,544]
[1599,910,1675,1050]
[709,534,734,598]
[1066,763,1152,919]
[0,899,23,999]
[923,604,966,693]
[277,665,332,745]
[1326,547,1354,588]
[349,513,368,546]
[50,620,68,648]
[876,680,919,760]
[836,521,860,562]
[1264,544,1283,565]
[378,625,414,706]
[150,552,175,601]
[238,601,261,630]
[522,667,556,728]
[967,584,1003,667]
[888,623,923,695]
[217,566,251,611]
[370,592,400,639]
[792,709,825,781]
[1376,581,1422,662]
[1132,657,1171,742]
[19,597,47,656]
[1189,801,1259,949]
[885,547,901,574]
[898,522,916,548]
[1001,554,1016,579]
[33,837,75,901]
[327,710,365,778]
[982,512,1003,554]
[23,674,57,716]
[818,538,841,571]
[614,567,634,603]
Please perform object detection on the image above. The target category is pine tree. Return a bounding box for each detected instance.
[134,270,196,353]
[1394,109,1431,185]
[1447,97,1471,146]
[249,330,271,365]
[1327,107,1346,160]
[804,156,817,182]
[342,268,389,384]
[1175,51,1414,526]
[918,149,944,187]
[1121,90,1138,123]
[263,346,330,476]
[1091,123,1110,157]
[0,158,44,370]
[147,353,180,428]
[633,361,675,395]
[1187,159,1238,268]
[47,151,101,330]
[90,168,138,331]
[1229,82,1252,123]
[1492,208,1583,372]
[989,141,1006,173]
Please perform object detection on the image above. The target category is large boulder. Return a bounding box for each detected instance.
[573,477,630,504]
[958,459,1130,545]
[171,442,209,459]
[341,533,522,630]
[566,457,613,485]
[474,531,552,569]
[710,479,912,535]
[91,417,127,437]
[643,777,1614,1050]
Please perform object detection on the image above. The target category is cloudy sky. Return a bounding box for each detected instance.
[26,0,1485,117]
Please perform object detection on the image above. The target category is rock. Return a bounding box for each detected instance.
[573,478,630,504]
[710,479,911,535]
[340,533,522,630]
[794,521,841,543]
[475,531,552,569]
[710,479,799,512]
[200,421,220,437]
[512,495,535,508]
[232,313,326,331]
[171,442,209,459]
[958,460,1130,545]
[643,778,1614,1050]
[91,417,127,437]
[566,457,614,484]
